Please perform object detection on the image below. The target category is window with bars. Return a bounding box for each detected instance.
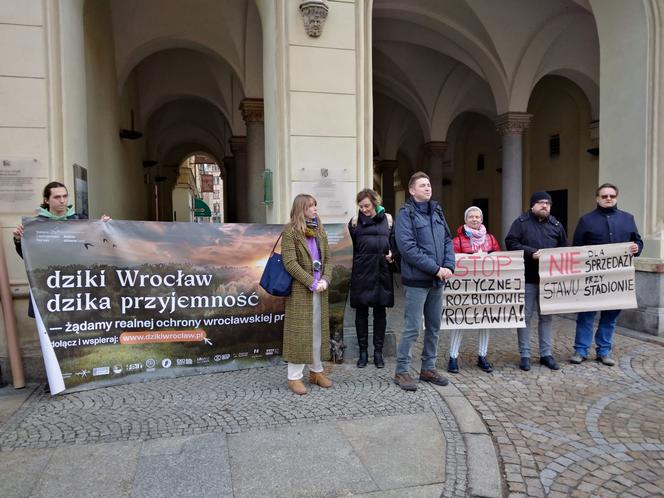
[549,134,560,157]
[477,154,485,171]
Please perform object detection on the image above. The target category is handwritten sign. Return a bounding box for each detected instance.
[538,242,636,314]
[441,251,525,329]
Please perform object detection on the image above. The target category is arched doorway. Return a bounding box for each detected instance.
[80,0,265,223]
[372,0,599,240]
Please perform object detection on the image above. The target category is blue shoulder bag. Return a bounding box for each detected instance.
[260,233,293,296]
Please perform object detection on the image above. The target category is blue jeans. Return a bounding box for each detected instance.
[518,283,554,358]
[574,309,621,357]
[395,285,443,374]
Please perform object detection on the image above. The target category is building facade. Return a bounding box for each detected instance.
[1,0,663,377]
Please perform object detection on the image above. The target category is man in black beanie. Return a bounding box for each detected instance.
[505,191,568,371]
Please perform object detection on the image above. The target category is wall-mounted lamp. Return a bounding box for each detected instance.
[143,160,158,168]
[155,175,167,183]
[119,110,143,140]
[586,147,599,156]
[262,169,273,205]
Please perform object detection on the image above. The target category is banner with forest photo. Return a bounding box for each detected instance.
[20,219,352,394]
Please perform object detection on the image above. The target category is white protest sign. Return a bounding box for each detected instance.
[538,242,636,315]
[441,251,525,329]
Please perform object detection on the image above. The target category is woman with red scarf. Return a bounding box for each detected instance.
[448,206,501,374]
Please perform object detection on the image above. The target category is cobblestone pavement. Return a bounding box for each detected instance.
[3,300,664,497]
[433,317,664,498]
[0,363,468,497]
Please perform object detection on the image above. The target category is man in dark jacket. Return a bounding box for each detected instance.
[570,183,642,366]
[505,191,568,371]
[393,171,455,391]
[13,182,90,317]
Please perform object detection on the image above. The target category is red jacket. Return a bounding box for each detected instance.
[452,225,501,254]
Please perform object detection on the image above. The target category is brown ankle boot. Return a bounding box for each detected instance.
[288,379,307,395]
[308,371,332,388]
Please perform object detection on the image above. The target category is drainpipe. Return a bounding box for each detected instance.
[0,240,25,388]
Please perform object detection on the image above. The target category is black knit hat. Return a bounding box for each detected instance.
[530,191,552,207]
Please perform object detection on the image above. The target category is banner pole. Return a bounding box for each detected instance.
[0,240,25,389]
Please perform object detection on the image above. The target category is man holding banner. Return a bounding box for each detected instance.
[569,183,642,366]
[13,182,89,319]
[505,191,568,371]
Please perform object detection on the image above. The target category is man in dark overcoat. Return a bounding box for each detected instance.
[570,183,642,366]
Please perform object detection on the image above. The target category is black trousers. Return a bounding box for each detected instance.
[355,306,386,351]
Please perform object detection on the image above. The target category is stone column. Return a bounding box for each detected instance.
[375,160,397,215]
[229,136,248,222]
[240,98,266,223]
[495,112,532,241]
[422,142,448,205]
[222,156,236,222]
[255,0,372,224]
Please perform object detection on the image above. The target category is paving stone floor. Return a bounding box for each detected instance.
[433,319,664,498]
[0,362,468,497]
[2,289,663,497]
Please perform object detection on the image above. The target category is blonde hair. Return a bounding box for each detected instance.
[288,194,324,234]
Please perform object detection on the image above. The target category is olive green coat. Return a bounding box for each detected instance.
[281,224,332,364]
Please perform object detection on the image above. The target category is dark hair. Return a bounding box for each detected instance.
[408,171,430,189]
[596,183,619,196]
[356,188,381,207]
[41,182,67,209]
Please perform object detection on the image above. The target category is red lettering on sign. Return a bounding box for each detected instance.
[549,251,582,276]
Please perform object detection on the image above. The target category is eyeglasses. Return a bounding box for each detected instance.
[600,194,617,199]
[535,200,551,205]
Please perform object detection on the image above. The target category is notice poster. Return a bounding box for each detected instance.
[441,251,525,329]
[538,242,636,315]
[0,158,39,213]
[21,220,352,394]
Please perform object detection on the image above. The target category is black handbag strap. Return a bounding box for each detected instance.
[270,232,283,256]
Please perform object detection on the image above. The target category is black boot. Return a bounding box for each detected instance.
[373,306,386,369]
[355,307,369,368]
[477,355,493,373]
[357,350,368,368]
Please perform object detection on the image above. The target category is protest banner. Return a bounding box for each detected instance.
[538,242,636,314]
[441,251,525,329]
[20,219,352,394]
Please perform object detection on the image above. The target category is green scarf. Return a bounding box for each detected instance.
[38,205,75,221]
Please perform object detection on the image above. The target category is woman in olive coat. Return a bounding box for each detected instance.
[348,189,395,368]
[281,194,333,395]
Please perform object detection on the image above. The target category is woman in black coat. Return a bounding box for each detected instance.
[348,189,395,368]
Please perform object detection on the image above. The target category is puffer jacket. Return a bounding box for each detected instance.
[452,225,501,254]
[348,211,394,308]
[395,198,455,288]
